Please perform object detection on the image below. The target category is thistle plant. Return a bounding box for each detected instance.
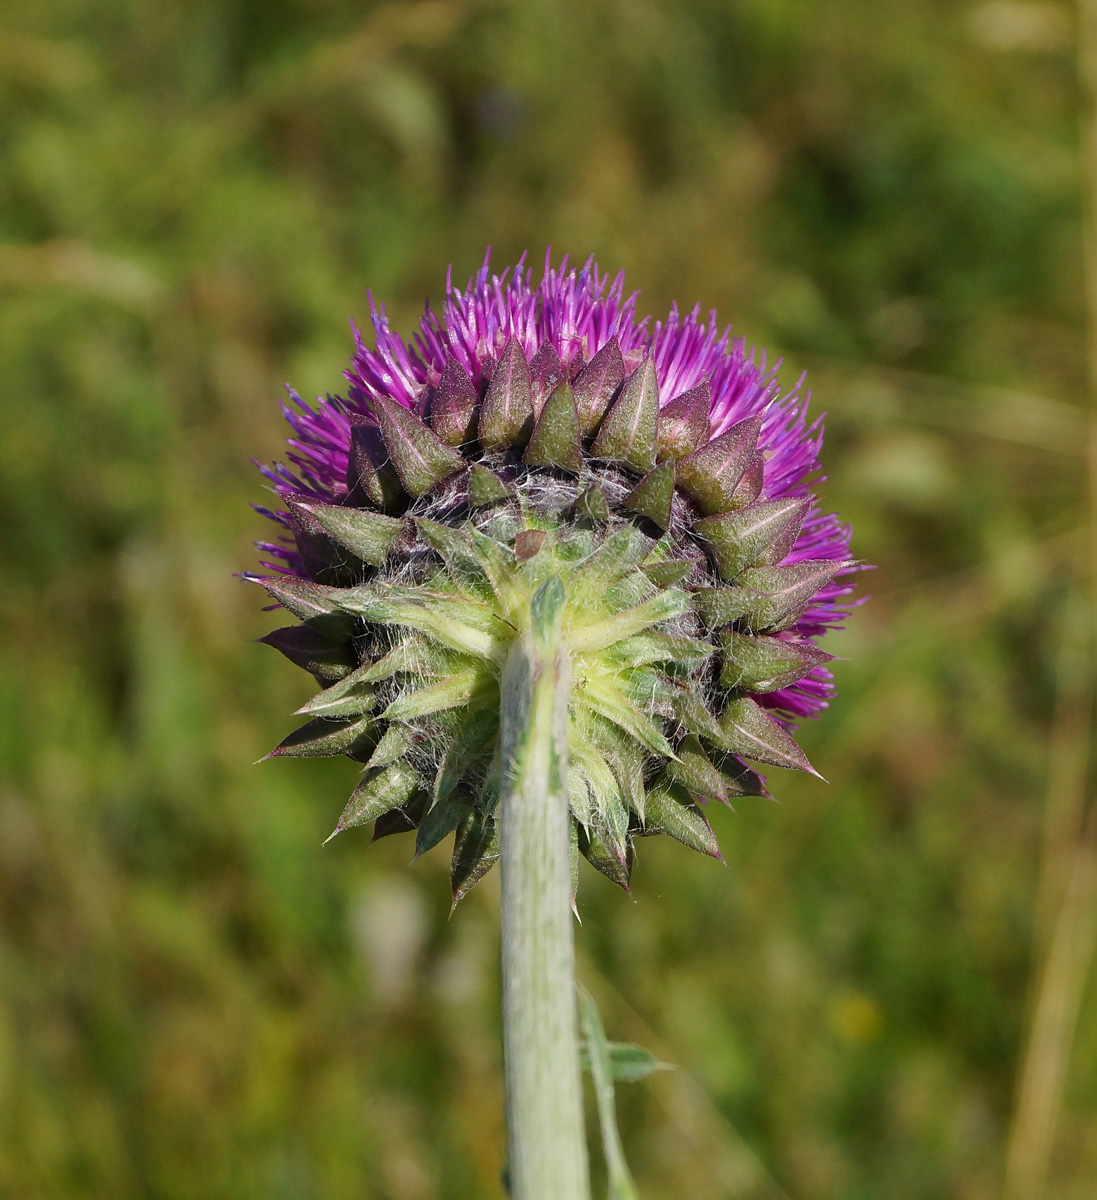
[249,252,855,1198]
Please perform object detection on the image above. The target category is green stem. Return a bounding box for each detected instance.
[499,577,592,1200]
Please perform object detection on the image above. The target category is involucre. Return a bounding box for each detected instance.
[249,252,857,904]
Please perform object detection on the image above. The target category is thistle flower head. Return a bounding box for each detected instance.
[251,251,856,902]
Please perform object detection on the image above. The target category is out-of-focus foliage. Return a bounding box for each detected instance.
[1,1,1093,1197]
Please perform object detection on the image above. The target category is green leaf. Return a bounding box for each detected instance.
[326,762,420,841]
[666,680,727,744]
[579,987,642,1200]
[464,528,522,614]
[590,355,659,474]
[477,746,502,812]
[573,747,629,847]
[530,341,565,411]
[566,761,595,828]
[568,588,690,654]
[604,743,646,820]
[359,634,455,682]
[433,706,500,803]
[414,516,473,565]
[665,734,728,805]
[257,576,357,639]
[731,451,765,507]
[567,527,647,610]
[467,464,511,507]
[450,808,499,905]
[615,665,679,720]
[640,557,699,586]
[336,586,510,662]
[735,560,848,632]
[575,481,611,522]
[346,418,408,512]
[296,674,377,717]
[603,631,712,670]
[690,585,770,630]
[578,821,632,891]
[656,381,711,461]
[429,356,479,447]
[380,665,491,721]
[580,1041,673,1083]
[607,1042,672,1082]
[413,518,494,601]
[578,675,677,759]
[623,459,676,530]
[285,500,352,583]
[531,574,567,646]
[363,725,412,770]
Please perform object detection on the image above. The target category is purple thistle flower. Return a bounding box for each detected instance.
[250,250,859,897]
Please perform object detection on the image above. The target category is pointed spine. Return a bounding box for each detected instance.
[717,696,819,774]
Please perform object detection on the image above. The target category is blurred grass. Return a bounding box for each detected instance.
[1,1,1094,1197]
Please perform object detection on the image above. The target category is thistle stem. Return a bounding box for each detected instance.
[498,577,591,1200]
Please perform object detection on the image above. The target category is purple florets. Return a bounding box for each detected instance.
[255,250,856,724]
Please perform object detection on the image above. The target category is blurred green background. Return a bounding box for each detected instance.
[2,1,1095,1196]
